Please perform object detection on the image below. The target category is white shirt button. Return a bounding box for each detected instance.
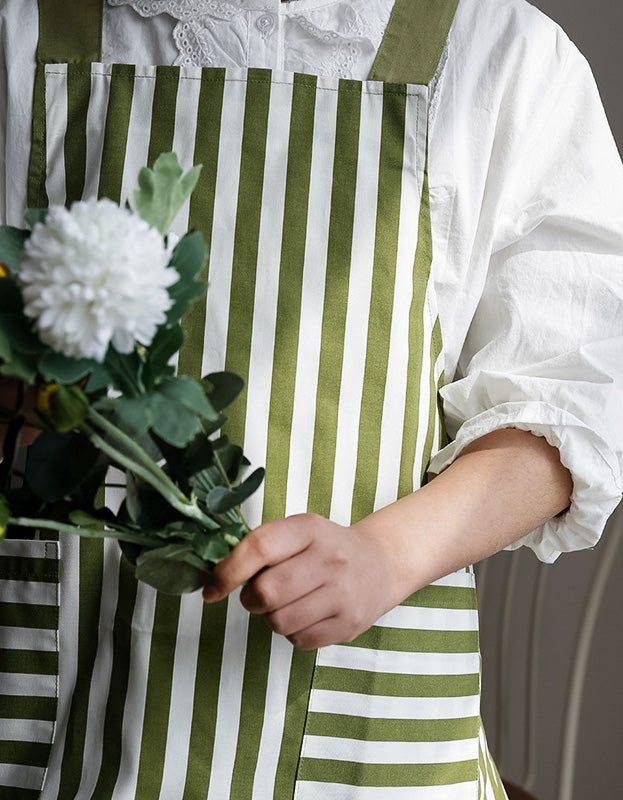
[256,13,276,39]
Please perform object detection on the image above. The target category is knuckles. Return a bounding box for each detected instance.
[242,575,277,612]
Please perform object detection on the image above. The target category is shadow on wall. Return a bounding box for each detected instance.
[531,0,623,155]
[476,500,623,800]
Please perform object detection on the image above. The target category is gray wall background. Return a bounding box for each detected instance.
[530,0,622,152]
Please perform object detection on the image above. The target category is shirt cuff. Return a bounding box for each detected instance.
[426,401,622,563]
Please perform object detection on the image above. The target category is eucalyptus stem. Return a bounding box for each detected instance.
[80,421,219,530]
[87,407,186,502]
[8,516,164,547]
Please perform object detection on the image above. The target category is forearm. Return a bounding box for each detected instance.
[352,427,573,604]
[204,427,573,649]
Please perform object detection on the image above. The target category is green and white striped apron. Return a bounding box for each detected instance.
[0,0,508,797]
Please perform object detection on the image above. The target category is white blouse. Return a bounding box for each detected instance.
[1,0,622,562]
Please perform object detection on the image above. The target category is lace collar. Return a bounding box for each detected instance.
[107,0,392,79]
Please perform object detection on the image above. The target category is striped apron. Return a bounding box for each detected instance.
[0,0,508,797]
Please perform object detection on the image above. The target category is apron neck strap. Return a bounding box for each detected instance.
[37,0,103,62]
[36,0,457,80]
[369,0,460,84]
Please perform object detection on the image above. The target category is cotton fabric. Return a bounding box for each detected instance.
[1,0,622,563]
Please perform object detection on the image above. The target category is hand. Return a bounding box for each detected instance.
[202,429,573,650]
[202,513,405,650]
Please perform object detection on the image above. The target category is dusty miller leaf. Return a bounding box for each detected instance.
[133,152,202,236]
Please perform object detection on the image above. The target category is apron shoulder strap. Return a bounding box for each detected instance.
[36,0,457,80]
[37,0,103,62]
[369,0,460,84]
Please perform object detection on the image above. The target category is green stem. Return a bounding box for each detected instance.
[87,407,186,503]
[81,421,219,530]
[212,450,250,532]
[8,516,164,547]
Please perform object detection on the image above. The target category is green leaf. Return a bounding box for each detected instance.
[0,351,39,384]
[84,362,113,394]
[166,231,208,324]
[135,542,209,594]
[213,436,247,482]
[0,226,29,276]
[103,347,145,398]
[38,351,98,384]
[68,509,104,528]
[143,323,183,389]
[68,461,108,510]
[116,396,152,436]
[192,530,230,563]
[119,540,142,567]
[0,493,9,542]
[157,375,219,422]
[0,313,45,355]
[0,278,24,313]
[26,431,100,502]
[133,152,202,236]
[24,208,48,229]
[202,371,245,413]
[149,390,202,446]
[206,467,265,514]
[153,432,215,485]
[0,328,12,362]
[125,471,141,525]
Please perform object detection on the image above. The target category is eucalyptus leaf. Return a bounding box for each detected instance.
[129,482,182,529]
[134,153,202,236]
[135,542,209,594]
[25,208,49,229]
[192,530,230,563]
[212,436,246,482]
[149,391,202,446]
[26,431,100,502]
[202,371,245,413]
[206,467,265,514]
[68,461,108,510]
[104,347,145,398]
[0,352,39,384]
[0,226,29,275]
[0,313,45,355]
[166,231,208,323]
[117,396,152,436]
[153,432,215,486]
[38,351,98,384]
[143,323,183,388]
[157,375,219,422]
[119,540,143,567]
[84,362,113,394]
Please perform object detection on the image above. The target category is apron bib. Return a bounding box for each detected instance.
[0,0,507,797]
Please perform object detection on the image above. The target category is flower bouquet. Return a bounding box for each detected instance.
[0,153,263,594]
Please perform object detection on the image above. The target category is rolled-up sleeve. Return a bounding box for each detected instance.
[428,36,623,563]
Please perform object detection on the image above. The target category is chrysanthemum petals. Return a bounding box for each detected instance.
[19,199,177,362]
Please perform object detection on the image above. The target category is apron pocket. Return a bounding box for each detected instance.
[0,539,60,797]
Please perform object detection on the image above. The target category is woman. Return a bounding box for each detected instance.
[1,0,622,797]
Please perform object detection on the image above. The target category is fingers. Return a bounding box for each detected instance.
[264,586,334,638]
[284,615,356,651]
[239,558,323,614]
[202,515,313,602]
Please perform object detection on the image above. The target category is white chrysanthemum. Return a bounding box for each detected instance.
[20,198,178,362]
